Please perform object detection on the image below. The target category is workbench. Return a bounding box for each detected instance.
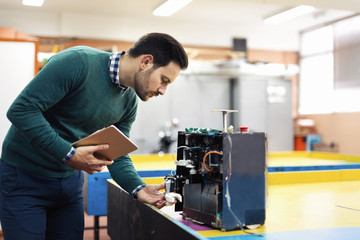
[90,152,360,239]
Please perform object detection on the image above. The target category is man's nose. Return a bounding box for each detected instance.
[158,85,167,95]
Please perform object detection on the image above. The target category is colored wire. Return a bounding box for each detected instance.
[202,151,222,172]
[172,145,202,161]
[171,146,190,161]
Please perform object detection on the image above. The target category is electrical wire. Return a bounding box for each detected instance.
[175,135,263,236]
[172,145,190,161]
[202,151,222,172]
[172,145,202,161]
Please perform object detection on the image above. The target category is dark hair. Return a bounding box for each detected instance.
[128,33,188,70]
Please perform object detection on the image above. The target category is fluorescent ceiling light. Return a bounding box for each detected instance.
[264,5,315,25]
[23,0,44,7]
[153,0,192,17]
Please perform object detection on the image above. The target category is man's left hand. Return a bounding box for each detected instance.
[136,183,167,209]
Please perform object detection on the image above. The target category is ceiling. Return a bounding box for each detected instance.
[0,0,359,16]
[0,0,359,50]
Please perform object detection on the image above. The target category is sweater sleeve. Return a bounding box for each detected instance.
[6,50,87,161]
[107,155,145,193]
[107,96,145,193]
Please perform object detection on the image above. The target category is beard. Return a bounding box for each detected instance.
[134,67,156,101]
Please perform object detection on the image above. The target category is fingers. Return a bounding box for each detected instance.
[92,164,108,172]
[93,152,112,161]
[157,182,166,190]
[136,188,168,209]
[87,153,114,173]
[98,165,106,172]
[77,144,109,155]
[68,144,114,173]
[90,144,109,152]
[84,164,109,175]
[154,200,167,209]
[76,145,112,162]
[145,193,165,205]
[101,160,114,166]
[85,169,97,175]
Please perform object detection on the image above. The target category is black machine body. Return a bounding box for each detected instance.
[165,130,267,231]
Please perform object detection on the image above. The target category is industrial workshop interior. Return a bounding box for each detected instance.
[0,0,360,239]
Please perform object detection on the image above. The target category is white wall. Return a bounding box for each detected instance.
[0,41,35,155]
[131,74,231,154]
[234,76,293,151]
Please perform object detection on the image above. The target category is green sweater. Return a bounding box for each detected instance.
[1,46,145,193]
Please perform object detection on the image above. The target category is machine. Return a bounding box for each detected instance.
[165,127,267,231]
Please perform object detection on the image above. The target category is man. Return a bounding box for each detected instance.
[0,32,188,239]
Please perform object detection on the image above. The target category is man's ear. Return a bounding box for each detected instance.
[139,55,154,70]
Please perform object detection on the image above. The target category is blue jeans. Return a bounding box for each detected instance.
[0,160,84,240]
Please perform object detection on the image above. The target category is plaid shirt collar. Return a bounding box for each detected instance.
[109,51,128,92]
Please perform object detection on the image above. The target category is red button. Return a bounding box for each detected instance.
[239,127,248,133]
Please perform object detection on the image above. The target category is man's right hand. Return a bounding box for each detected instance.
[66,144,114,174]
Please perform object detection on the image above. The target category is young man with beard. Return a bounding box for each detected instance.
[0,32,188,240]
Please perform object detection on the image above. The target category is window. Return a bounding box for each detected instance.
[299,26,334,114]
[299,15,360,114]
